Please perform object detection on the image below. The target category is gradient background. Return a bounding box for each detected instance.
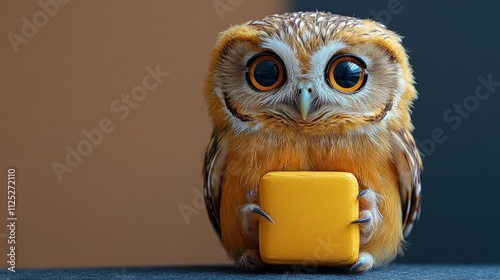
[1,0,499,269]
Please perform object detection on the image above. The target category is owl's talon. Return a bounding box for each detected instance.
[240,203,274,235]
[252,205,274,224]
[238,249,262,269]
[248,189,256,198]
[349,260,364,273]
[349,252,375,273]
[356,189,382,246]
[352,216,371,224]
[357,189,369,200]
[247,255,257,266]
[244,190,273,224]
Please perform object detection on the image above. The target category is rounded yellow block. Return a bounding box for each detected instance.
[259,171,359,266]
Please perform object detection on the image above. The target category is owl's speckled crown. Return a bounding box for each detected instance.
[213,12,410,74]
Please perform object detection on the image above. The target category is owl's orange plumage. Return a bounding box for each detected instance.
[203,12,422,272]
[220,131,403,264]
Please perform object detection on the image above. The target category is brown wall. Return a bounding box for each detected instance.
[0,0,287,268]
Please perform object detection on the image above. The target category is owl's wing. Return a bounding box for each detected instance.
[391,130,423,238]
[203,132,226,239]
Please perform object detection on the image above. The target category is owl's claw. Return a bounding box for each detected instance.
[349,260,364,273]
[238,249,262,269]
[357,189,369,200]
[352,216,371,224]
[248,189,256,198]
[349,252,375,273]
[251,205,274,224]
[355,189,381,246]
[247,255,257,266]
[245,190,274,224]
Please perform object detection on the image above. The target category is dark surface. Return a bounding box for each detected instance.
[293,1,500,264]
[1,265,500,280]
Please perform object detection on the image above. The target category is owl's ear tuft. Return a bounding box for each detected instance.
[211,25,261,66]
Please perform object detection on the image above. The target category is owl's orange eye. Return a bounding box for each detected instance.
[246,53,286,92]
[326,55,367,94]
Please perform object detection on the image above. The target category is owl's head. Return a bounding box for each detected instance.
[205,12,417,136]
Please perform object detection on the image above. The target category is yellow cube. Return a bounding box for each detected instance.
[259,171,359,266]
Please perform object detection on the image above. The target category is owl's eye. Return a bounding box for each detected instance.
[326,55,367,94]
[246,53,286,92]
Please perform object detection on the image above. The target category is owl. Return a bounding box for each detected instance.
[203,12,422,273]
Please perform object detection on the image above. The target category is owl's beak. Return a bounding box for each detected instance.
[299,91,311,120]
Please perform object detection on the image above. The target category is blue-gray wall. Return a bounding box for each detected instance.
[293,0,500,263]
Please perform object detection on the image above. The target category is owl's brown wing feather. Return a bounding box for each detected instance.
[391,130,423,238]
[203,131,226,239]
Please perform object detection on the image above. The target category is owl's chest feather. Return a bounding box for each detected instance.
[225,131,395,190]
